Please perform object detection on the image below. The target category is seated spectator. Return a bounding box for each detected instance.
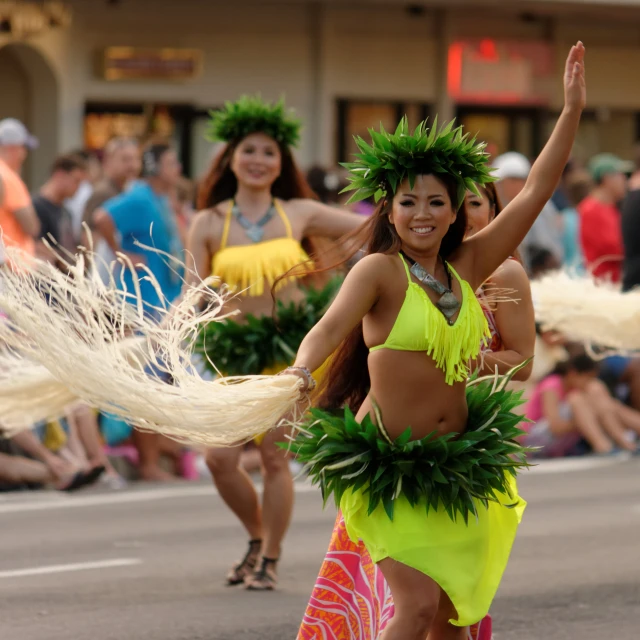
[524,353,640,457]
[64,406,126,489]
[3,429,104,491]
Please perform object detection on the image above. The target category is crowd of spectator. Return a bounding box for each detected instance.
[1,116,639,493]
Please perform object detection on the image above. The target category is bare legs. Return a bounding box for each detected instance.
[561,380,640,453]
[206,425,294,587]
[132,430,178,481]
[564,391,615,453]
[206,445,263,541]
[68,405,120,476]
[378,559,466,640]
[0,452,52,485]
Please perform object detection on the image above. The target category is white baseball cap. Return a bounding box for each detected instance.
[0,118,39,149]
[492,152,531,180]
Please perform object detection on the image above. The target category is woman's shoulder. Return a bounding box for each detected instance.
[281,197,316,214]
[347,252,403,286]
[490,258,530,289]
[190,205,226,236]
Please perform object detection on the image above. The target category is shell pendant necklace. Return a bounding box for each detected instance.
[400,251,461,325]
[232,199,276,243]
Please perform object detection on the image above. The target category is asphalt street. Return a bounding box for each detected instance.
[0,455,638,640]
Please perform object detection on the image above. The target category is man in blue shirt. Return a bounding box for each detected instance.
[92,143,185,481]
[94,142,184,316]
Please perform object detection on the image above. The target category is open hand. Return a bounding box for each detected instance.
[564,41,586,112]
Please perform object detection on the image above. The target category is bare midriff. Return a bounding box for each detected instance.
[359,349,469,440]
[223,280,306,321]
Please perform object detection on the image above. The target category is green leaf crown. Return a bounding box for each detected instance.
[206,95,301,148]
[341,116,496,208]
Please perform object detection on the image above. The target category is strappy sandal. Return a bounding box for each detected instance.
[245,556,278,591]
[226,539,262,586]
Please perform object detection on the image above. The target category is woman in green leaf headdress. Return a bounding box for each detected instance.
[283,43,586,639]
[186,95,364,590]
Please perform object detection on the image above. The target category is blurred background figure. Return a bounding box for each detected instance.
[170,176,195,246]
[559,169,591,272]
[577,153,632,282]
[306,166,343,205]
[622,145,640,292]
[523,352,640,457]
[492,152,564,271]
[0,118,40,257]
[92,141,185,482]
[64,149,102,240]
[81,137,141,279]
[32,153,87,267]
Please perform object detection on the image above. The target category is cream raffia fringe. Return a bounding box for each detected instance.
[0,247,304,446]
[0,336,146,435]
[531,270,640,353]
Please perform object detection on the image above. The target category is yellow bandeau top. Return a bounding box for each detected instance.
[211,199,310,297]
[370,254,489,385]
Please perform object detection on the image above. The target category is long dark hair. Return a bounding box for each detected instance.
[311,173,467,412]
[196,139,315,210]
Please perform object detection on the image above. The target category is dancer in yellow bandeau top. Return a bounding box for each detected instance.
[186,96,364,590]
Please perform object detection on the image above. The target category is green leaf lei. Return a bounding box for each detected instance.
[207,94,302,148]
[284,362,534,525]
[341,116,496,208]
[194,278,342,377]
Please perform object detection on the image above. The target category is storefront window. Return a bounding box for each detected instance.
[457,107,543,160]
[84,103,215,178]
[336,100,431,163]
[544,110,637,164]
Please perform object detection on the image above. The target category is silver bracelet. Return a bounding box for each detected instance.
[288,365,317,391]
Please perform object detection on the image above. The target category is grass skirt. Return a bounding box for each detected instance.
[289,368,530,627]
[194,278,341,377]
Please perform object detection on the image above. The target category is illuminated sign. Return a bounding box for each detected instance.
[448,40,554,105]
[103,47,203,81]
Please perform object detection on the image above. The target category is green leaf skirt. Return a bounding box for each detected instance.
[194,278,342,377]
[286,367,532,627]
[286,366,532,525]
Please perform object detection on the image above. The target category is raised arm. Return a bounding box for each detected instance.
[288,254,385,376]
[295,199,366,240]
[465,42,586,288]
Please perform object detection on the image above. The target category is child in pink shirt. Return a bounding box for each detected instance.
[524,354,640,455]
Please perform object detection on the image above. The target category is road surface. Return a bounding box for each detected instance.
[1,455,638,639]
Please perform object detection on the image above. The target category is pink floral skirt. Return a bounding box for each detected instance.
[297,511,492,640]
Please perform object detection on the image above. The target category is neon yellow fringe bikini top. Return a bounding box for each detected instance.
[370,254,490,385]
[211,200,309,297]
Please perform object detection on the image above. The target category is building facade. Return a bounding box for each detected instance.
[1,0,640,188]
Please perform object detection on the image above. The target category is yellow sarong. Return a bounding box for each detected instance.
[340,475,525,627]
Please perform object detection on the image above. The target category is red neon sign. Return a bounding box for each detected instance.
[447,40,553,105]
